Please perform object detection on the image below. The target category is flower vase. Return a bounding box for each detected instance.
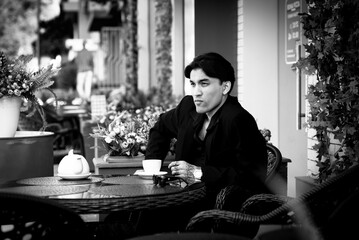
[0,96,22,138]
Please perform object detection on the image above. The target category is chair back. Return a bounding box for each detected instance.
[265,143,282,182]
[0,192,90,240]
[214,143,283,211]
[91,95,107,121]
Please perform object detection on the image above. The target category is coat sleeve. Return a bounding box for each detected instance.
[145,96,191,160]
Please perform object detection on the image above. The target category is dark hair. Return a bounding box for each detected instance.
[184,52,235,93]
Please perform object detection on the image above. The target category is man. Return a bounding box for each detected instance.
[75,40,94,103]
[145,52,268,207]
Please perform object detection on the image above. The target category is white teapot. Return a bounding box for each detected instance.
[58,149,90,175]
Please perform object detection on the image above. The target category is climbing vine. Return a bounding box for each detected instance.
[294,0,359,182]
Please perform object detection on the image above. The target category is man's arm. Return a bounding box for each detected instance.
[145,108,178,160]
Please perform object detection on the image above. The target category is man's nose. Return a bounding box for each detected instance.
[193,85,202,96]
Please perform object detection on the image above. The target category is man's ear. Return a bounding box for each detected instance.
[223,81,231,95]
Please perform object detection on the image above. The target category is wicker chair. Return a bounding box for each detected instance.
[214,143,283,210]
[0,192,90,240]
[186,163,359,239]
[45,122,85,161]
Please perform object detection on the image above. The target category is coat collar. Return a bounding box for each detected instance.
[189,95,236,129]
[190,110,205,129]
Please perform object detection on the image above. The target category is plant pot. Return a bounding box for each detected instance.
[0,96,22,137]
[104,153,145,163]
[0,131,54,184]
[92,154,145,175]
[93,153,174,175]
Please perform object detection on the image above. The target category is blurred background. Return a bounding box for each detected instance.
[0,0,310,197]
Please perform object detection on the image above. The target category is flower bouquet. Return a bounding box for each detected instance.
[91,105,166,161]
[0,52,59,130]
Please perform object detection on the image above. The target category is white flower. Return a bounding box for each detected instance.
[136,136,145,143]
[113,125,121,134]
[128,132,136,138]
[126,138,134,144]
[120,125,126,132]
[121,141,129,148]
[105,136,113,143]
[109,131,116,138]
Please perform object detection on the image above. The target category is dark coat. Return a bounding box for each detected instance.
[145,95,268,202]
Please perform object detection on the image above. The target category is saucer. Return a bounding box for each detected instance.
[134,170,167,179]
[58,173,91,180]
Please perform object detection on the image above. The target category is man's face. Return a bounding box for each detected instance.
[189,68,229,117]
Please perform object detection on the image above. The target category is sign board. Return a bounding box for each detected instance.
[285,0,302,64]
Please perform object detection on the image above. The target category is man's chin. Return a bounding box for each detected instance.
[195,106,206,114]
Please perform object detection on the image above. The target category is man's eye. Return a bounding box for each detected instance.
[190,82,195,87]
[201,82,209,87]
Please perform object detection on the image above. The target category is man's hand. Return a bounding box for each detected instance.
[168,160,201,184]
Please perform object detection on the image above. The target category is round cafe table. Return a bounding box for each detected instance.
[0,174,206,215]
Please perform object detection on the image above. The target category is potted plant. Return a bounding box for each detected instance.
[90,105,166,162]
[0,52,59,137]
[294,0,359,183]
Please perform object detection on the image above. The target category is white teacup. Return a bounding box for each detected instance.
[142,159,162,174]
